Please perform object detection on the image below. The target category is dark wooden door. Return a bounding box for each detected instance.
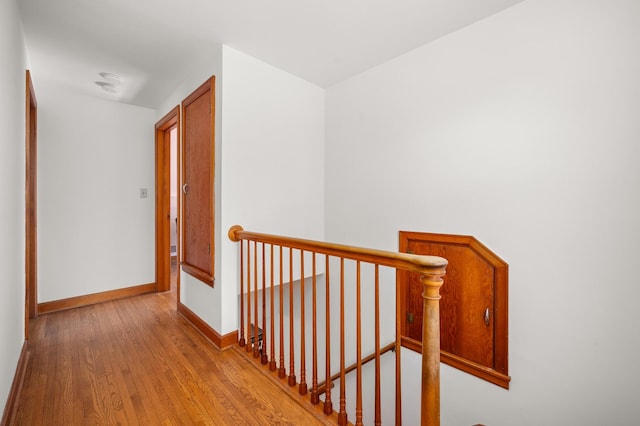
[398,231,510,388]
[181,77,215,286]
[404,239,495,366]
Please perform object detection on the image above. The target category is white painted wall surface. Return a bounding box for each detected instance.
[37,83,156,302]
[0,0,27,411]
[155,45,324,336]
[155,45,225,333]
[220,45,325,334]
[325,0,640,424]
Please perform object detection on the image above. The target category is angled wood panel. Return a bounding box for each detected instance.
[398,231,510,388]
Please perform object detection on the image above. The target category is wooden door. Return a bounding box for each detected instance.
[180,77,215,286]
[398,231,510,388]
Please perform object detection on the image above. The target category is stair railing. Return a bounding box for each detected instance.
[228,225,447,425]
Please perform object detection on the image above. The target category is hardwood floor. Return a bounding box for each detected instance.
[13,270,332,425]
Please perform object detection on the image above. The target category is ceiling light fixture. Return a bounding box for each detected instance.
[98,72,122,86]
[95,72,122,94]
[95,81,118,93]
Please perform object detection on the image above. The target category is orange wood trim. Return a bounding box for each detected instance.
[25,69,38,334]
[155,105,180,293]
[177,302,237,350]
[228,225,448,276]
[180,263,214,284]
[37,283,157,314]
[176,106,182,307]
[1,341,29,426]
[400,336,511,389]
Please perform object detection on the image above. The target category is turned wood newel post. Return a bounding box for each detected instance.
[421,269,445,426]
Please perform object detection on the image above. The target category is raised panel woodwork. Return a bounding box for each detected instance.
[181,77,215,286]
[398,231,510,389]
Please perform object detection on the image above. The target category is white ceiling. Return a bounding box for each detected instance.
[18,0,524,109]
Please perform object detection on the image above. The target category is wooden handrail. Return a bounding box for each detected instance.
[229,225,447,425]
[228,225,447,275]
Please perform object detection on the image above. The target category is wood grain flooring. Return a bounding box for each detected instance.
[13,272,332,425]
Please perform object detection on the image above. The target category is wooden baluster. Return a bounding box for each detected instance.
[310,252,319,404]
[239,240,245,347]
[254,242,260,358]
[323,254,333,415]
[288,247,297,386]
[227,226,447,425]
[261,243,268,364]
[421,272,445,426]
[269,244,277,371]
[278,245,286,378]
[246,241,252,353]
[355,261,363,426]
[395,263,403,425]
[374,265,381,426]
[338,258,347,426]
[299,250,308,394]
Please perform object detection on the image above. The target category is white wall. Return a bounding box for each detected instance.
[156,45,324,336]
[155,44,225,333]
[37,83,156,302]
[220,45,325,334]
[325,0,640,424]
[0,0,27,411]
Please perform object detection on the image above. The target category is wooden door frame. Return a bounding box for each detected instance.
[155,106,180,294]
[25,70,38,339]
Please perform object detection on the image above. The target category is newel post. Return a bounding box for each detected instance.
[421,270,445,426]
